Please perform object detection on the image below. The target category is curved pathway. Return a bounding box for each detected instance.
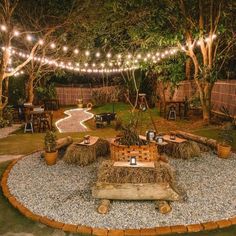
[55,108,94,133]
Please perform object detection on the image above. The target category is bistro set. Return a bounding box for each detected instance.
[23,103,53,133]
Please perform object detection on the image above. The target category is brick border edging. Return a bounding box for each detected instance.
[1,156,236,236]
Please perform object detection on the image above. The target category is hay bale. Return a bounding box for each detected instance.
[63,138,110,166]
[97,160,174,184]
[172,141,201,159]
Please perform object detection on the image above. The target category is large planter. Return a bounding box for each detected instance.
[45,150,58,165]
[217,143,231,159]
[110,139,158,162]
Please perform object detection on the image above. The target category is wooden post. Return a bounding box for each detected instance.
[155,200,172,214]
[97,199,111,214]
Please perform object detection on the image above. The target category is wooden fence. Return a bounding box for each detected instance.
[56,86,118,105]
[56,80,236,115]
[168,80,236,115]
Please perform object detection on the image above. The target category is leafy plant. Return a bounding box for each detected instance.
[0,118,9,128]
[44,131,57,153]
[3,106,14,126]
[35,83,57,102]
[218,128,234,146]
[220,106,236,129]
[118,117,146,146]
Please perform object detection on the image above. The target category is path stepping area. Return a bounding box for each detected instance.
[55,108,94,133]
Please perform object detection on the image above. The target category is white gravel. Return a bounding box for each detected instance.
[7,152,236,229]
[0,124,21,139]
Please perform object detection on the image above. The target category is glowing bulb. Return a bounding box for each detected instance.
[76,63,80,67]
[26,35,32,41]
[144,58,147,62]
[127,54,132,59]
[13,30,19,36]
[95,52,100,57]
[50,43,56,49]
[63,46,68,52]
[212,34,217,39]
[0,25,7,31]
[109,62,113,67]
[85,50,90,56]
[117,54,122,59]
[107,53,111,58]
[147,53,151,58]
[137,54,141,59]
[38,39,44,45]
[74,49,79,54]
[84,63,88,67]
[156,52,160,56]
[101,63,105,68]
[92,63,96,67]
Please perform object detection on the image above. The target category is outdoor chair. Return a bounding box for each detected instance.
[167,105,177,120]
[24,113,34,133]
[39,113,51,132]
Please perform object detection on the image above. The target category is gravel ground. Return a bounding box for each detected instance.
[7,152,236,230]
[0,124,21,139]
[55,108,93,133]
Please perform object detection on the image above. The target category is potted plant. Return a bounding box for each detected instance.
[217,128,233,158]
[44,131,58,165]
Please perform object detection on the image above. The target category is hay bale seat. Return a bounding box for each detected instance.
[63,138,109,166]
[165,141,201,159]
[92,160,181,201]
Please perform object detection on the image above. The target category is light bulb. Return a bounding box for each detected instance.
[107,53,111,58]
[26,35,32,41]
[137,54,141,59]
[0,25,7,31]
[63,46,68,52]
[85,50,90,56]
[38,39,44,45]
[74,49,79,54]
[13,30,19,36]
[95,52,100,57]
[50,43,56,49]
[117,54,122,59]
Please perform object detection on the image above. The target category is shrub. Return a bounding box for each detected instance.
[0,118,9,128]
[44,131,57,153]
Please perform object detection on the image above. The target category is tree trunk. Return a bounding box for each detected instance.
[199,83,213,124]
[185,57,192,80]
[26,74,35,103]
[0,78,3,117]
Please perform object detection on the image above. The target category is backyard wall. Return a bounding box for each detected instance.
[56,85,118,105]
[56,80,236,115]
[170,80,236,115]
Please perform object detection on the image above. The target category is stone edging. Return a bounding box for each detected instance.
[1,156,236,236]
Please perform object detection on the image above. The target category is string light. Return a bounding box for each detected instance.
[26,35,32,41]
[106,53,111,58]
[95,52,100,57]
[13,30,19,36]
[0,25,7,31]
[85,50,90,56]
[63,46,68,52]
[74,49,79,54]
[38,39,44,45]
[50,43,56,49]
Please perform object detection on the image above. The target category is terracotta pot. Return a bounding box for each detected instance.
[217,143,231,159]
[45,150,58,165]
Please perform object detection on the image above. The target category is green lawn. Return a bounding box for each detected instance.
[193,128,236,150]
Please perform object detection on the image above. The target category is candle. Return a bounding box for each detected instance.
[130,156,137,165]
